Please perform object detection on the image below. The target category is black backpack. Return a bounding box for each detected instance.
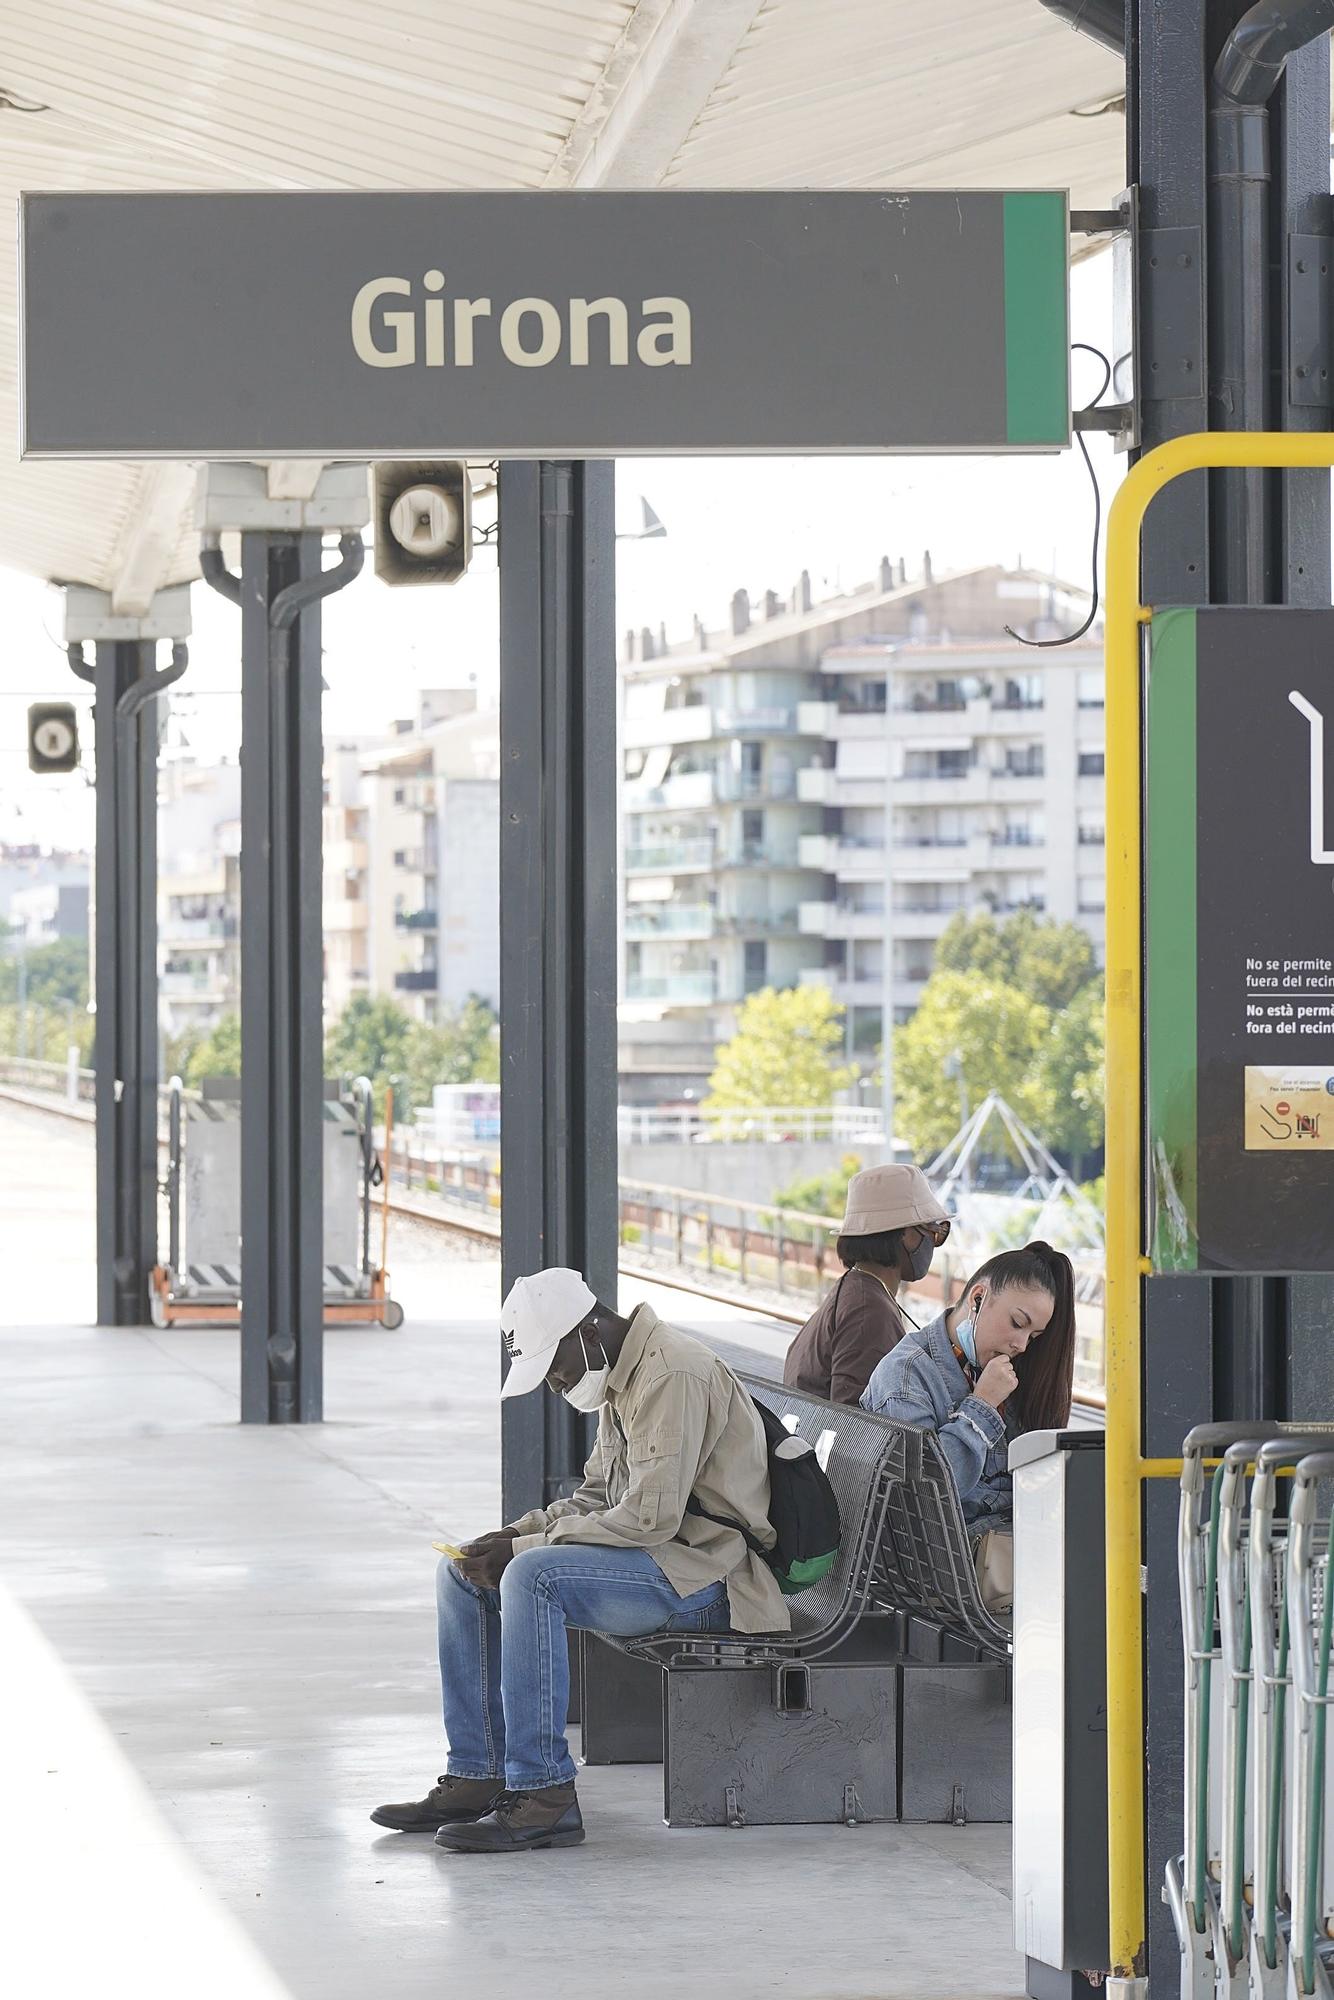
[688,1399,842,1596]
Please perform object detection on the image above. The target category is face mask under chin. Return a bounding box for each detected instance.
[562,1331,611,1412]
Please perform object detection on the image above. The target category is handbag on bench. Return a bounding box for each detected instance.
[972,1528,1013,1616]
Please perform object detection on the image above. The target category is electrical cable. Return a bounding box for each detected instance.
[1005,340,1112,648]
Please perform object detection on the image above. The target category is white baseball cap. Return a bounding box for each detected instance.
[499,1267,597,1399]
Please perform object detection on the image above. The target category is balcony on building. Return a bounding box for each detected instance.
[394,968,438,992]
[623,970,717,1004]
[991,674,1044,712]
[623,836,716,874]
[395,908,439,931]
[623,905,715,940]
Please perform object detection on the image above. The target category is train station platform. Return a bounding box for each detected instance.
[1,1100,1024,2000]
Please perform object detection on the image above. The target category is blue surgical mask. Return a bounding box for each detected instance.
[956,1293,985,1368]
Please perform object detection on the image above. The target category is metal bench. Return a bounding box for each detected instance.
[871,1425,1013,1661]
[580,1376,1012,1826]
[619,1374,918,1668]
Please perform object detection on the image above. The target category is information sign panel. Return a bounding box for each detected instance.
[1147,607,1334,1272]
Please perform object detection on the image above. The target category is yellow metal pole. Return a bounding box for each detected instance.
[1103,431,1334,1983]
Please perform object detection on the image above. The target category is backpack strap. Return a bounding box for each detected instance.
[683,1494,769,1559]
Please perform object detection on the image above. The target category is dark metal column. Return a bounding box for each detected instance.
[498,460,618,1524]
[206,527,362,1422]
[1123,1,1333,1982]
[79,638,185,1325]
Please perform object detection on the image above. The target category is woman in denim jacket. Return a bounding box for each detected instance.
[860,1241,1076,1531]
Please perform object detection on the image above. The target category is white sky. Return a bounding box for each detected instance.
[1,254,1118,850]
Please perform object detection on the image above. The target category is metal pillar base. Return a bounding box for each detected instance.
[497,461,617,1519]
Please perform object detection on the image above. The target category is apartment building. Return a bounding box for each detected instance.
[323,743,372,1020]
[618,562,1104,1101]
[0,846,90,941]
[357,692,499,1024]
[156,759,241,1042]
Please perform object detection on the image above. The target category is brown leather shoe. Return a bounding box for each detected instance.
[434,1781,585,1852]
[371,1774,505,1832]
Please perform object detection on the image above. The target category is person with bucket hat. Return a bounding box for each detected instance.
[783,1162,950,1406]
[372,1267,788,1852]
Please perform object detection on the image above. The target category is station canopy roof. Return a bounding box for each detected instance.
[1,0,1126,609]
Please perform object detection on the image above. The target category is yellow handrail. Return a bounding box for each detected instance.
[1104,430,1334,1981]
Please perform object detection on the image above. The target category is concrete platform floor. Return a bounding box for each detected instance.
[1,1101,1025,2000]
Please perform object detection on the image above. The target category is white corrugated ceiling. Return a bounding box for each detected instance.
[0,0,1126,600]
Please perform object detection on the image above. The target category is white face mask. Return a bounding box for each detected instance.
[562,1331,611,1412]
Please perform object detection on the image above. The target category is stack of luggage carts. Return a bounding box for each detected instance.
[1167,1422,1334,1999]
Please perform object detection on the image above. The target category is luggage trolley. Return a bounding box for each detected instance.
[1169,1426,1334,2000]
[1287,1452,1334,2000]
[150,1072,403,1328]
[1244,1434,1334,2000]
[1170,1424,1303,2000]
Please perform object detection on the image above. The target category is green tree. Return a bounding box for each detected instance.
[324,995,415,1113]
[181,1012,242,1088]
[934,908,1096,1012]
[773,1152,863,1220]
[706,985,854,1110]
[934,911,1012,984]
[403,997,500,1110]
[892,970,1050,1159]
[1028,982,1105,1173]
[0,935,89,1009]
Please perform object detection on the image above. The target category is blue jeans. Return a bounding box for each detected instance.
[436,1545,731,1791]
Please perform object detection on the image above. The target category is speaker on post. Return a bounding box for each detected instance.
[374,461,472,586]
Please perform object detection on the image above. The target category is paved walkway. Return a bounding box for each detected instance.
[0,1101,1025,2000]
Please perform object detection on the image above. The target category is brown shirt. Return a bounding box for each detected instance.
[783,1266,908,1406]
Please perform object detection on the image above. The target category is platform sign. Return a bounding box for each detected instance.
[1147,607,1334,1272]
[19,189,1069,459]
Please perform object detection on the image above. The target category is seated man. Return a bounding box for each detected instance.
[372,1266,788,1852]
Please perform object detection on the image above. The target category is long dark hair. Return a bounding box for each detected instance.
[962,1240,1075,1432]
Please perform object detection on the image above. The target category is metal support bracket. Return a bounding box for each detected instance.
[1071,207,1129,236]
[725,1785,745,1830]
[1287,232,1334,410]
[842,1783,863,1826]
[1139,225,1206,403]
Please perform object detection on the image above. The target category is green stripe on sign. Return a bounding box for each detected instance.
[1146,609,1199,1273]
[1002,192,1069,446]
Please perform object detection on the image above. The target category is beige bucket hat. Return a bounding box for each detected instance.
[839,1162,950,1237]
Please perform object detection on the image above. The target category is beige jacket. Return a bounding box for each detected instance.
[509,1304,791,1635]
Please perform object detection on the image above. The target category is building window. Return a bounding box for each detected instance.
[393,849,407,867]
[1078,751,1106,778]
[998,673,1044,711]
[741,809,764,856]
[1077,670,1105,709]
[393,786,406,805]
[1078,814,1105,846]
[743,940,767,993]
[1078,880,1107,913]
[1004,746,1045,778]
